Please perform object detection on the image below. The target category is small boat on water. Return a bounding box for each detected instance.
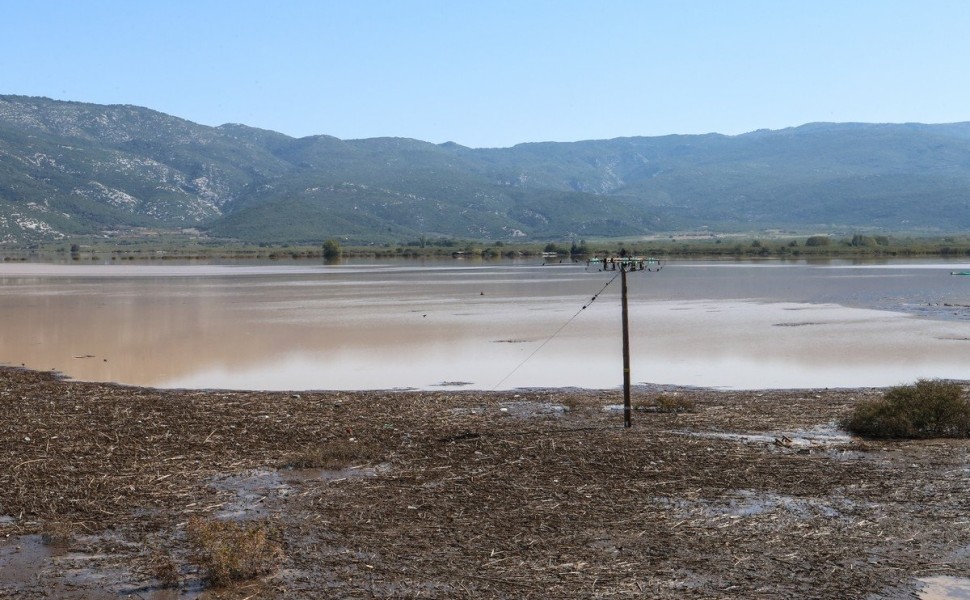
[951,271,970,276]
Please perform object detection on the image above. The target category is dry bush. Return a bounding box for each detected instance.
[653,394,696,414]
[842,379,970,438]
[558,396,584,412]
[186,518,283,587]
[280,438,374,470]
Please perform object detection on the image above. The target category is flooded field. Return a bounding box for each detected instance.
[0,258,968,390]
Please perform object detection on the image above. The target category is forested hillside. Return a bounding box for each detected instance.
[2,95,969,243]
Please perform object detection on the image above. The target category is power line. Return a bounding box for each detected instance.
[491,272,620,390]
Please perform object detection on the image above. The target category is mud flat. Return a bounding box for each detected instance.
[2,367,970,598]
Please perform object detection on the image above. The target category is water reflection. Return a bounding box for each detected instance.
[1,259,968,391]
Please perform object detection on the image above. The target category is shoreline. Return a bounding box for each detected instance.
[21,361,970,396]
[3,366,970,598]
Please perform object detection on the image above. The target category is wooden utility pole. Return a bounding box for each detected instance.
[621,262,632,428]
[585,255,662,428]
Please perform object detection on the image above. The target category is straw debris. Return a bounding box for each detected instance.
[2,367,970,598]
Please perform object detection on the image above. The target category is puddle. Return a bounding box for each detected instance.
[654,489,859,521]
[498,401,567,417]
[209,469,293,519]
[283,463,390,484]
[918,576,970,599]
[119,579,207,600]
[452,400,568,418]
[677,424,855,450]
[0,535,57,588]
[708,490,848,519]
[212,464,390,519]
[0,533,158,598]
[1,528,235,599]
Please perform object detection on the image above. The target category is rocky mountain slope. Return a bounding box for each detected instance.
[2,94,969,243]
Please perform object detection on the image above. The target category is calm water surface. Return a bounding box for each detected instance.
[1,258,968,390]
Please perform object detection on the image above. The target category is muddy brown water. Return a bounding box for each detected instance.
[1,258,968,391]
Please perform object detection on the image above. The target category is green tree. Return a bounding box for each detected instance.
[322,239,341,260]
[570,240,590,255]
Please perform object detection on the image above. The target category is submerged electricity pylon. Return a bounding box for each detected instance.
[586,256,663,428]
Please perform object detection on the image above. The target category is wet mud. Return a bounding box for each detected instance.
[2,367,970,598]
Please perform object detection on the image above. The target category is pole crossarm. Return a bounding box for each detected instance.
[586,256,663,272]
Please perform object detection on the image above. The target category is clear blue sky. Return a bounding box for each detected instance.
[3,0,969,148]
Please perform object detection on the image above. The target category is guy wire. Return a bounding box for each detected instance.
[491,271,621,390]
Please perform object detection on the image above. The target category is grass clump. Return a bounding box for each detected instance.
[149,549,180,588]
[652,394,696,414]
[280,438,374,470]
[559,397,581,412]
[186,518,283,587]
[40,520,74,548]
[842,379,970,438]
[632,394,696,414]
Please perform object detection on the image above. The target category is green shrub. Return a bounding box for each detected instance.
[805,235,831,247]
[842,379,970,438]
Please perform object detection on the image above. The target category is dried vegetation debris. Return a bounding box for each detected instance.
[2,367,970,597]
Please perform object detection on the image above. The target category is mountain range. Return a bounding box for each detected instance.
[2,94,970,244]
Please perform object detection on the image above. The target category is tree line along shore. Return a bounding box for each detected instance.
[5,232,970,263]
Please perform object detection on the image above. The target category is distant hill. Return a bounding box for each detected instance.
[2,94,970,244]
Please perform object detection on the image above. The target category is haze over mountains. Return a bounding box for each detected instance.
[1,94,969,244]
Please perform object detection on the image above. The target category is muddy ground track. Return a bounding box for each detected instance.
[2,367,970,598]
